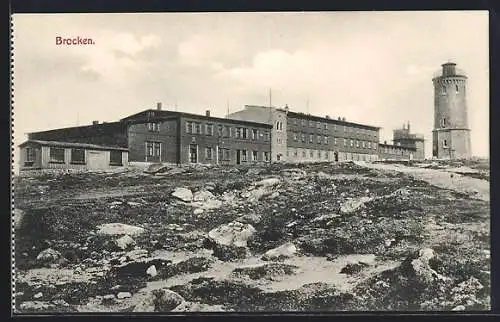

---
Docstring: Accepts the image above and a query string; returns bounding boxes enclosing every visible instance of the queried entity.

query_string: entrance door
[334,151,339,162]
[236,150,241,165]
[189,144,198,163]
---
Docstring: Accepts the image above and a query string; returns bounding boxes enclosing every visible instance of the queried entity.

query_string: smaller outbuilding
[18,140,128,171]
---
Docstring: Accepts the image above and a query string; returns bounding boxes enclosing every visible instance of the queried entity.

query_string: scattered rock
[255,178,281,188]
[97,223,145,236]
[102,294,116,304]
[311,213,341,223]
[232,263,299,281]
[33,292,43,299]
[125,249,149,261]
[133,288,185,312]
[407,248,448,283]
[281,168,307,179]
[452,305,466,311]
[117,292,132,299]
[316,171,335,180]
[172,187,193,202]
[146,265,158,277]
[193,190,214,202]
[340,196,373,214]
[262,242,297,261]
[237,213,262,225]
[144,163,172,174]
[208,221,256,248]
[36,248,64,265]
[193,208,204,215]
[19,300,75,312]
[115,235,136,250]
[340,262,369,275]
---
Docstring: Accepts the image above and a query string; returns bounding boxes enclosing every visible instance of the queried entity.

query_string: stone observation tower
[432,62,471,159]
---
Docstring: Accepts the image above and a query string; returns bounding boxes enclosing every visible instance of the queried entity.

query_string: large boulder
[36,248,65,265]
[262,242,297,261]
[133,289,185,312]
[115,235,136,250]
[172,187,193,202]
[96,223,145,237]
[193,190,215,202]
[255,178,281,188]
[208,221,256,248]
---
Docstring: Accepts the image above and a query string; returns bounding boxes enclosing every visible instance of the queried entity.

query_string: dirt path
[354,161,489,202]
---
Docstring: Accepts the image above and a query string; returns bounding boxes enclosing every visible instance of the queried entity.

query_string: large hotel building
[18,102,425,171]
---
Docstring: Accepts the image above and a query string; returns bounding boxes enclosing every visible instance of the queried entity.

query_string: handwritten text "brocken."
[56,36,95,45]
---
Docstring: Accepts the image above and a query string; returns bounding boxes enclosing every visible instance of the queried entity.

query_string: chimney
[206,110,211,117]
[325,115,330,119]
[338,117,341,121]
[92,120,99,125]
[156,102,162,110]
[384,140,387,144]
[407,121,411,132]
[342,117,346,121]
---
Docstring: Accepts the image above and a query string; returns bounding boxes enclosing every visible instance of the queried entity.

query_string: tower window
[443,140,448,148]
[455,84,459,93]
[441,85,446,94]
[441,118,446,127]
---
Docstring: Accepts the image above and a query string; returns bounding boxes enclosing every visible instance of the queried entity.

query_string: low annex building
[18,140,128,171]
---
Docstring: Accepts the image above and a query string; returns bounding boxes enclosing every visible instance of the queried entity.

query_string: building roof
[27,121,125,136]
[121,109,273,128]
[286,111,381,130]
[379,142,417,151]
[18,140,129,151]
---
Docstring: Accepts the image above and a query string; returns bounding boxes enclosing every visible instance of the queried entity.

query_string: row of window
[290,119,378,137]
[440,84,462,94]
[381,146,410,155]
[185,121,270,140]
[193,146,270,162]
[28,147,123,165]
[292,133,378,149]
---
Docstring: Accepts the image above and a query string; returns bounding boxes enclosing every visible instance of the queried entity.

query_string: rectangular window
[264,151,270,162]
[316,121,321,129]
[49,147,65,163]
[252,150,258,161]
[252,129,258,140]
[293,118,297,125]
[324,123,328,130]
[324,136,328,144]
[302,151,306,157]
[301,133,306,142]
[373,143,377,150]
[334,137,338,145]
[344,126,346,132]
[235,127,242,138]
[309,134,313,143]
[324,151,329,159]
[154,142,161,157]
[241,150,247,161]
[148,122,160,132]
[318,150,321,158]
[317,135,321,144]
[206,147,213,159]
[219,148,230,161]
[110,150,123,165]
[186,121,192,134]
[333,124,337,131]
[294,149,298,157]
[356,140,359,148]
[26,147,34,162]
[350,139,354,147]
[367,142,371,148]
[146,142,154,156]
[263,130,270,141]
[70,148,85,164]
[293,132,298,141]
[344,138,347,146]
[310,150,314,158]
[301,119,305,126]
[309,120,314,127]
[218,125,223,136]
[205,124,214,136]
[194,122,201,134]
[362,141,366,148]
[242,128,248,139]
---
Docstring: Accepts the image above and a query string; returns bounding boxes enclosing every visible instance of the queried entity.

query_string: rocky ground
[12,159,490,312]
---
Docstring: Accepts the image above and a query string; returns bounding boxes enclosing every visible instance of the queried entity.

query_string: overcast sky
[12,11,489,169]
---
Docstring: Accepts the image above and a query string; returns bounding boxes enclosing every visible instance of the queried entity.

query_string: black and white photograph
[11,11,490,313]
